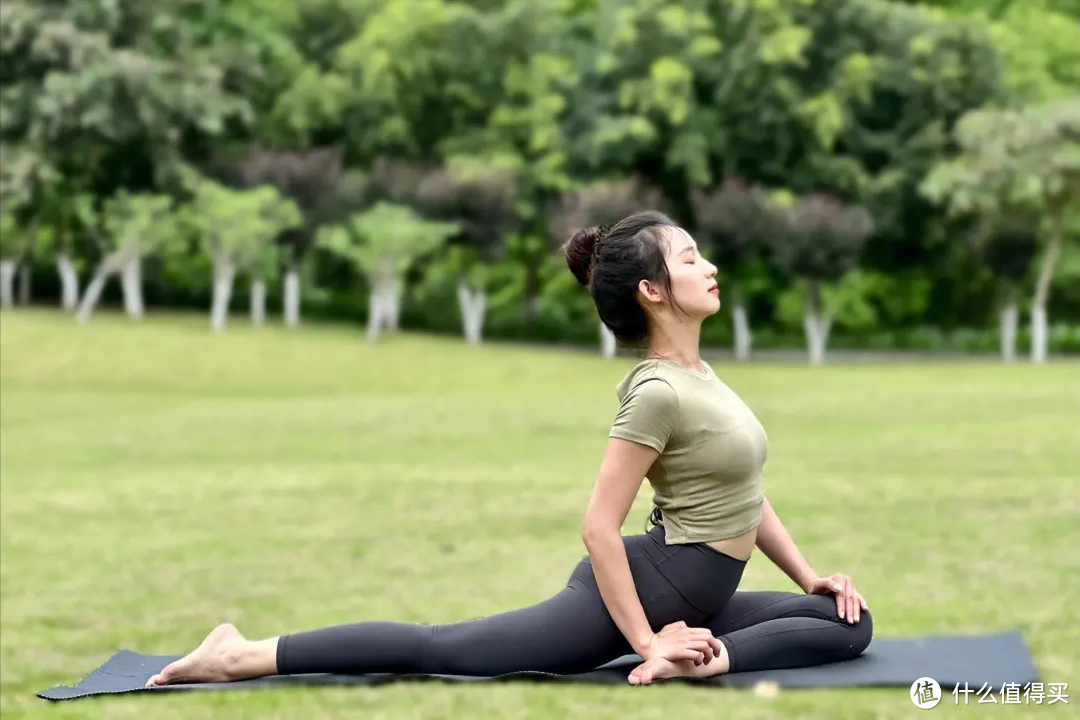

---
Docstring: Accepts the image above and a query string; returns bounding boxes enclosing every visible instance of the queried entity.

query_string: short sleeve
[608,378,680,453]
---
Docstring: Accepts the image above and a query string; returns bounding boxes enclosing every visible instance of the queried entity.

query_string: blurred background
[0,0,1077,359]
[1,1,1078,719]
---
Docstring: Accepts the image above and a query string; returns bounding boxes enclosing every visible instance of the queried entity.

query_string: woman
[146,211,871,688]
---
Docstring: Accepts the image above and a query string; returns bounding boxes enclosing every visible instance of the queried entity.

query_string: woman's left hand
[805,573,867,624]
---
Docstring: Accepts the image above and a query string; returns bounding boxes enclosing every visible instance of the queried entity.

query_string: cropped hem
[662,515,763,545]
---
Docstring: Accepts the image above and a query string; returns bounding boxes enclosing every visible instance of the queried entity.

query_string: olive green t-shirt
[609,359,767,544]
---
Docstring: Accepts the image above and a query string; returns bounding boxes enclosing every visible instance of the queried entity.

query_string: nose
[706,261,718,278]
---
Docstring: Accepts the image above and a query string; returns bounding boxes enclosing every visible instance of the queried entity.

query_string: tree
[180,172,301,331]
[414,162,522,346]
[922,98,1080,363]
[770,192,875,365]
[317,202,457,341]
[975,219,1041,361]
[0,144,38,307]
[692,178,775,361]
[215,146,344,327]
[75,192,177,323]
[0,0,251,195]
[551,176,667,358]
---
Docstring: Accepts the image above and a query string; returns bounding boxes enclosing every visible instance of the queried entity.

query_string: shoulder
[616,361,679,407]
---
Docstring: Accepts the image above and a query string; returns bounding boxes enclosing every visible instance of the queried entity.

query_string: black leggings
[276,525,873,676]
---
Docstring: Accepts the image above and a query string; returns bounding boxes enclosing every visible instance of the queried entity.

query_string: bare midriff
[704,525,758,562]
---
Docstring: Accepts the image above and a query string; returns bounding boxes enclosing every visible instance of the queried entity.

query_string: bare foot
[628,652,728,686]
[145,623,249,688]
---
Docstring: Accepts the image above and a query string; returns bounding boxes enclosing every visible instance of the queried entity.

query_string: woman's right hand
[639,621,724,665]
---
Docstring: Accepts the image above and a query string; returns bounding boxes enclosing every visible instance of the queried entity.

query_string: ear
[637,278,665,305]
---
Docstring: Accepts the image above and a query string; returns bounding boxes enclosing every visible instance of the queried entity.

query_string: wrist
[632,631,656,657]
[796,570,817,593]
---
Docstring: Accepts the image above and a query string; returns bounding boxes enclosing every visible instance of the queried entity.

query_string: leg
[703,591,874,673]
[628,591,873,685]
[276,582,629,677]
[149,576,629,685]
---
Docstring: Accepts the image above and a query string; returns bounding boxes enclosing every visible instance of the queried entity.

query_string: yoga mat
[38,631,1038,701]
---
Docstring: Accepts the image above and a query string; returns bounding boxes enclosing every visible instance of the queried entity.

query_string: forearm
[583,529,653,655]
[755,497,817,592]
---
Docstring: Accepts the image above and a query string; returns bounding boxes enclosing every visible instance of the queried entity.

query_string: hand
[639,620,724,666]
[805,573,868,624]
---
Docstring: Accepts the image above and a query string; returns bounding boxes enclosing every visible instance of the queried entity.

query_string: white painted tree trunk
[999,301,1018,362]
[210,257,236,332]
[385,276,401,332]
[1030,222,1062,364]
[1030,306,1048,365]
[18,265,31,305]
[76,253,124,324]
[121,255,144,319]
[250,278,266,326]
[457,280,487,346]
[0,261,15,308]
[804,280,832,366]
[365,275,401,341]
[283,267,300,327]
[599,321,617,359]
[732,302,752,361]
[57,255,80,310]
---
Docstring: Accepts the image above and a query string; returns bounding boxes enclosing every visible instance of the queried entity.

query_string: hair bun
[564,226,604,287]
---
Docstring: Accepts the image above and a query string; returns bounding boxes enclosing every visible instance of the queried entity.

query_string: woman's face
[640,226,720,321]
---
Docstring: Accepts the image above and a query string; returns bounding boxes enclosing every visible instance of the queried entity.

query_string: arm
[755,496,869,622]
[753,496,817,592]
[581,437,658,656]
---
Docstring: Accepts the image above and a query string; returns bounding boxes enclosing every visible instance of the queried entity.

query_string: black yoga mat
[38,631,1038,701]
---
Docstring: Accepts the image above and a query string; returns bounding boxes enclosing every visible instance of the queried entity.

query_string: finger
[846,578,856,624]
[707,635,724,657]
[676,649,705,665]
[835,587,844,618]
[851,587,860,623]
[859,593,869,610]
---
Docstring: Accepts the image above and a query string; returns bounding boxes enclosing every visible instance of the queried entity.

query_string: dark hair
[563,210,682,347]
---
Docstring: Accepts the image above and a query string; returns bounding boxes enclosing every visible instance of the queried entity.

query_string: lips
[708,285,719,294]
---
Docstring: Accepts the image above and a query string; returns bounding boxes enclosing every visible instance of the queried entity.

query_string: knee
[848,608,873,657]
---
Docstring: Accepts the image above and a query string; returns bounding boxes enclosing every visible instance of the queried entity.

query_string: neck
[646,319,703,371]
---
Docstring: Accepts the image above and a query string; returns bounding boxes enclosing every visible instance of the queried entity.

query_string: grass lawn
[1,308,1077,719]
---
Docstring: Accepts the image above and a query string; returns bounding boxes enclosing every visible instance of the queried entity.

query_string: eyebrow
[677,244,698,257]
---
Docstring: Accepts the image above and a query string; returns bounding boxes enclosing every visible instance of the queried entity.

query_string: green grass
[2,308,1077,719]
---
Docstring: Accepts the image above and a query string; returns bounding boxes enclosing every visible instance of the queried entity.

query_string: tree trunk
[17,265,31,305]
[283,265,301,327]
[457,280,487,346]
[999,290,1018,362]
[732,304,752,361]
[76,253,124,324]
[387,277,402,332]
[210,257,236,332]
[599,321,617,359]
[121,255,144,319]
[57,255,80,311]
[366,276,387,342]
[730,283,752,361]
[1030,221,1062,364]
[250,278,266,326]
[803,280,832,366]
[0,261,15,308]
